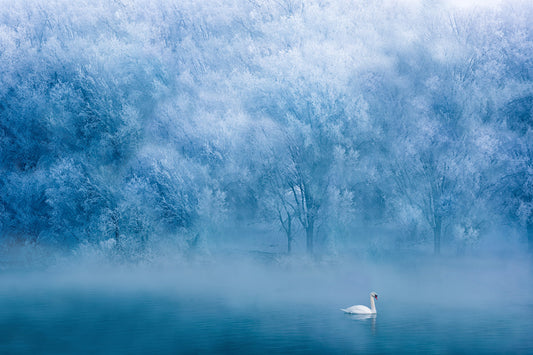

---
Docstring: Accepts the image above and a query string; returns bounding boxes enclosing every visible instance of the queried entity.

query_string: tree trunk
[434,218,441,255]
[111,210,121,251]
[306,220,314,254]
[281,212,293,254]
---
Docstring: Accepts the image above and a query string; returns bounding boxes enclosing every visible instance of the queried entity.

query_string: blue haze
[0,1,533,353]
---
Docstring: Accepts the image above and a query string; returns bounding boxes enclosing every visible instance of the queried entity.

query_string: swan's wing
[341,305,372,314]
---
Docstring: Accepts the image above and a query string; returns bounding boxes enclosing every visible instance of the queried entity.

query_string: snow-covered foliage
[0,0,532,255]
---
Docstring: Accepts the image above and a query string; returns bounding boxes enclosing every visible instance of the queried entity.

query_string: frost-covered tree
[1,0,532,257]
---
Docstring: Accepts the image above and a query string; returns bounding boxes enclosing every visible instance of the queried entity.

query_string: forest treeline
[0,0,532,255]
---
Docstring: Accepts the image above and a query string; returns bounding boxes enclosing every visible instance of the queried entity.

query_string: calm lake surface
[1,259,532,354]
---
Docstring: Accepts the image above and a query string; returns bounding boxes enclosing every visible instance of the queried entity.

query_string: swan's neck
[370,296,376,313]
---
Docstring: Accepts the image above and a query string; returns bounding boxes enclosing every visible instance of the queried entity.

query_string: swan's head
[370,292,378,300]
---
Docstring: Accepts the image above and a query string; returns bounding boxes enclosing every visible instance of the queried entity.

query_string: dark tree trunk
[280,211,293,254]
[114,221,119,243]
[111,210,120,250]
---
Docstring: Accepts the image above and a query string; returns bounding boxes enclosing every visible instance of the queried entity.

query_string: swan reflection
[347,313,377,333]
[349,313,376,321]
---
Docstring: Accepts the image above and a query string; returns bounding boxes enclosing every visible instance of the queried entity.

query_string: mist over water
[1,250,532,353]
[1,0,533,353]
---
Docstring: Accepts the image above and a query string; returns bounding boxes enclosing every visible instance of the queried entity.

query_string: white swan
[341,292,378,314]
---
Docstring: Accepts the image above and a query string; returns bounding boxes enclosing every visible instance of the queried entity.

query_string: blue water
[1,287,532,354]
[0,257,532,354]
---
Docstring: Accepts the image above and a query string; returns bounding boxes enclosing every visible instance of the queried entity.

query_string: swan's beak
[375,295,378,300]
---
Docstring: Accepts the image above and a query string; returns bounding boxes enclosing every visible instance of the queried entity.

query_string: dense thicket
[1,0,532,255]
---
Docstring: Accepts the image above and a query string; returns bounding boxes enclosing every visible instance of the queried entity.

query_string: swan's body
[341,304,374,314]
[341,292,378,314]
